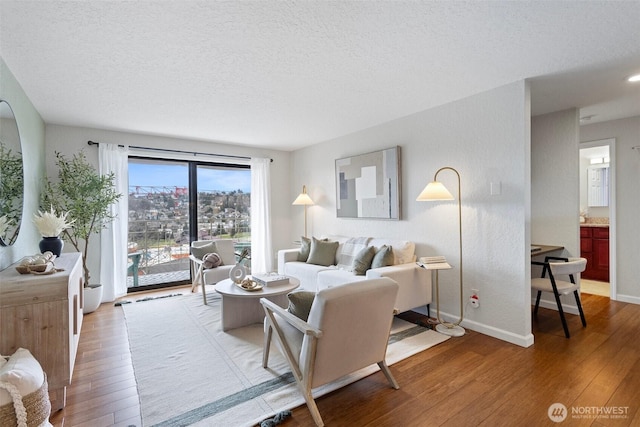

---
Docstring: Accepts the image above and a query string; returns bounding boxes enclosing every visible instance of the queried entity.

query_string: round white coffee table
[214,277,300,331]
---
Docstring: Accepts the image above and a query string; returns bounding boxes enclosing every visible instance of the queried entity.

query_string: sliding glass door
[196,164,251,240]
[127,159,191,289]
[127,158,251,291]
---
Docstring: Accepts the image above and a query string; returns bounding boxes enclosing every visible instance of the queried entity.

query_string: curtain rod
[87,141,273,162]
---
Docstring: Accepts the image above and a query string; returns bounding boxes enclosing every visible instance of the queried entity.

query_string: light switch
[490,181,501,196]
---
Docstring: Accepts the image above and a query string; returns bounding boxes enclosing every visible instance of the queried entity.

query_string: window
[127,158,250,291]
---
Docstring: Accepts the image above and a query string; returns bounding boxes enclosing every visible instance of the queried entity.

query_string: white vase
[229,264,246,284]
[83,284,103,314]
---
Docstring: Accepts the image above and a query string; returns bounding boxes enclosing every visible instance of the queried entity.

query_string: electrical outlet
[469,294,480,308]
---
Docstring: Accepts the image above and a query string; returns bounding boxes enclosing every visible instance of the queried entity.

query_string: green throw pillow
[371,245,394,269]
[287,290,316,321]
[191,242,217,260]
[352,246,376,275]
[306,237,339,267]
[297,236,311,262]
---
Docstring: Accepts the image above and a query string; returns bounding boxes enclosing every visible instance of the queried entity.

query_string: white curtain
[250,158,273,274]
[99,143,129,302]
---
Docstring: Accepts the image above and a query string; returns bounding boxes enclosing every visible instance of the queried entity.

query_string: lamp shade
[292,185,314,205]
[416,181,454,201]
[292,193,313,205]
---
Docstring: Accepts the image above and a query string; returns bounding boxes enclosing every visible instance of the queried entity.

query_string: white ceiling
[1,1,639,151]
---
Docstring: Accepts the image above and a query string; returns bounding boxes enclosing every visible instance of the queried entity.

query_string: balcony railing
[127,218,250,289]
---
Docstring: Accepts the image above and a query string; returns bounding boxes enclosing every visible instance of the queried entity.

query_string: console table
[0,252,84,410]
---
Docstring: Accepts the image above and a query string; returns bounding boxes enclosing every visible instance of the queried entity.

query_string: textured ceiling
[1,1,639,151]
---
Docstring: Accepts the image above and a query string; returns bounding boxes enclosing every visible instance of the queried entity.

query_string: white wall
[580,116,640,304]
[530,108,581,312]
[290,81,534,346]
[531,109,580,251]
[45,124,292,284]
[0,57,46,270]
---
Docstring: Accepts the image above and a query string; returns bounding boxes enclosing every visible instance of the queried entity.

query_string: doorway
[578,138,616,299]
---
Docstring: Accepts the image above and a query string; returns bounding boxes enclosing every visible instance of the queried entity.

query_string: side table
[418,260,465,337]
[214,277,300,331]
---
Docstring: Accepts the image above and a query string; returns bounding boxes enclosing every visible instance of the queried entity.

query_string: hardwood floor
[50,286,640,426]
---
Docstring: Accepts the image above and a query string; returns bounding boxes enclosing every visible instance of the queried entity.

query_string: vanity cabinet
[580,226,609,281]
[0,252,84,410]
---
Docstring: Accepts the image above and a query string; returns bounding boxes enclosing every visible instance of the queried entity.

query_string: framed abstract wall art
[335,146,401,220]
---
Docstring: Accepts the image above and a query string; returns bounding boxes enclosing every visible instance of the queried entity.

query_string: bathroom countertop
[580,217,609,227]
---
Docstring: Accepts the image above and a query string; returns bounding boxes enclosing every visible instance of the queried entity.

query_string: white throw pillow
[369,239,415,264]
[0,348,45,406]
[392,241,415,264]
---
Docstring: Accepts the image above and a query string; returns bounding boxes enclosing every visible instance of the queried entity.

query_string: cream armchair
[189,239,237,304]
[260,278,400,427]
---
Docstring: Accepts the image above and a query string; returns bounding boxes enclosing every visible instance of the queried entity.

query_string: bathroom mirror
[0,99,24,246]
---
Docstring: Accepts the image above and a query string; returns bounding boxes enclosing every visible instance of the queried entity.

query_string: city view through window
[127,158,251,290]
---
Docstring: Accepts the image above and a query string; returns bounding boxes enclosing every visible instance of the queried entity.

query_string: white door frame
[579,138,616,300]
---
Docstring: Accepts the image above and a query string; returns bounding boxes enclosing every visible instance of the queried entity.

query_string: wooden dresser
[0,252,84,410]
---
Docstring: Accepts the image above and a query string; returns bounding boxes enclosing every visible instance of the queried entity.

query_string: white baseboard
[408,294,639,349]
[531,294,640,312]
[533,298,580,315]
[410,306,534,348]
[615,294,640,305]
[460,318,535,348]
[533,293,640,306]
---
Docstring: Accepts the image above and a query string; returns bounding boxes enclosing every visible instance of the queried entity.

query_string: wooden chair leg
[201,279,207,305]
[574,290,587,327]
[191,264,202,293]
[300,385,324,427]
[263,325,272,368]
[377,361,399,389]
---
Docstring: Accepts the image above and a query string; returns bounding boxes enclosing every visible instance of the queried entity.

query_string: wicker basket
[0,375,51,427]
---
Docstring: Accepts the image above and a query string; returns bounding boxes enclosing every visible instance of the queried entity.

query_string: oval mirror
[0,100,24,246]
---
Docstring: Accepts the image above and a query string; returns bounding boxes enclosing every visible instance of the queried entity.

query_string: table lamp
[417,166,465,337]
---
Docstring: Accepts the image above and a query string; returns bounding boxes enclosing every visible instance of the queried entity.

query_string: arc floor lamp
[292,185,314,238]
[417,166,465,337]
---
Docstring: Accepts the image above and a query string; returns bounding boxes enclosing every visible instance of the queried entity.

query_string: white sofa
[277,235,431,313]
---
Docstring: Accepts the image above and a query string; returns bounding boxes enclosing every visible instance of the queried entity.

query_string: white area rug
[123,293,449,427]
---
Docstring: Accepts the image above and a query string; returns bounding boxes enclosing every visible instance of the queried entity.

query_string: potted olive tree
[43,151,122,313]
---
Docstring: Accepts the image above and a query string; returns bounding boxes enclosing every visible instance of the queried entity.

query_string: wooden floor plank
[49,287,640,427]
